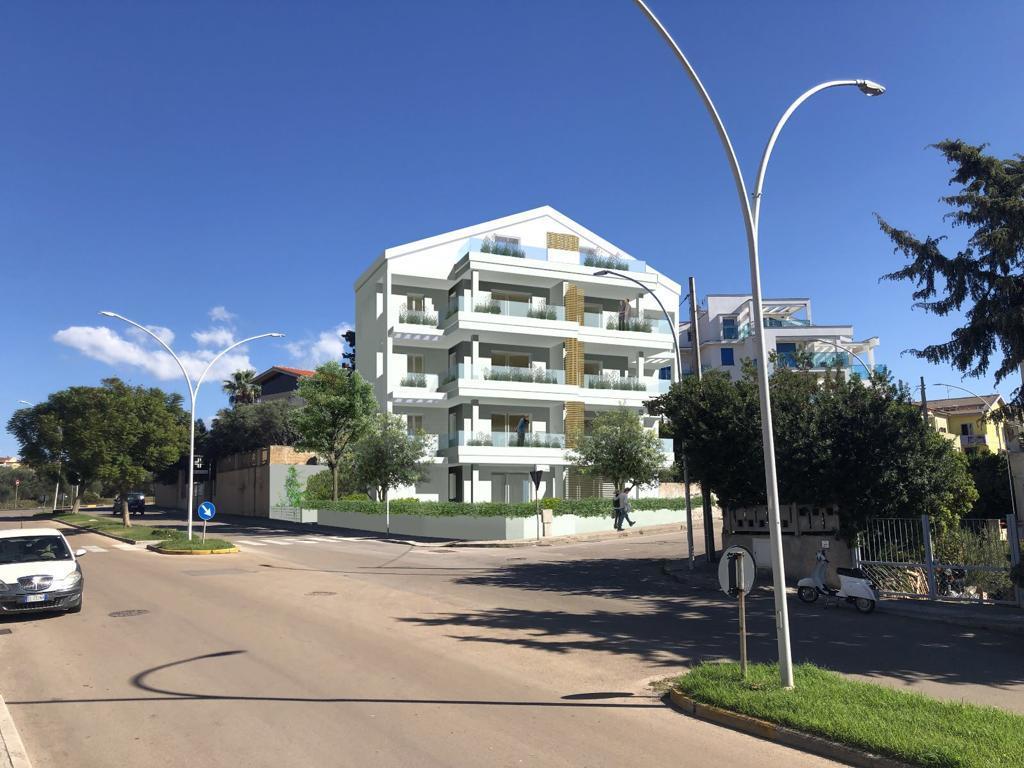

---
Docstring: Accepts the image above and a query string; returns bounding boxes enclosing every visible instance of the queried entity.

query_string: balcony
[398,373,440,390]
[443,431,567,449]
[398,305,439,327]
[583,310,673,335]
[460,237,648,273]
[442,364,566,387]
[448,292,566,322]
[961,434,987,448]
[583,373,670,395]
[764,316,811,328]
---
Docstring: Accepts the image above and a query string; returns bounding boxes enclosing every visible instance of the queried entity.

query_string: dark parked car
[112,492,146,516]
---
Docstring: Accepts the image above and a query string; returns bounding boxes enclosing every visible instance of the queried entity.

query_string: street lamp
[932,382,1018,520]
[593,269,696,565]
[633,0,885,688]
[99,312,283,540]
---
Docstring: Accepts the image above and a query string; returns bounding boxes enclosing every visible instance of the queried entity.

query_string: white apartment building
[354,206,678,503]
[680,294,880,379]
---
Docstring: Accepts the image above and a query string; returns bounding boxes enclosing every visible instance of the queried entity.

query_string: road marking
[260,539,292,545]
[113,543,140,551]
[240,540,267,546]
[83,545,107,553]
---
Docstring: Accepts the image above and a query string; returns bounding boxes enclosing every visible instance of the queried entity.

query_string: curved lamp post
[633,0,885,688]
[99,311,283,540]
[932,381,1017,520]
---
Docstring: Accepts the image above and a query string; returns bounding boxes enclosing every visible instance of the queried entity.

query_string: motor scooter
[797,549,879,614]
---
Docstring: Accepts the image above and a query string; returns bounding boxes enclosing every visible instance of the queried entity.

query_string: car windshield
[0,536,72,565]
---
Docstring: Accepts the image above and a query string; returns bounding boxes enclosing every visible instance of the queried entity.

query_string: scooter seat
[837,567,868,579]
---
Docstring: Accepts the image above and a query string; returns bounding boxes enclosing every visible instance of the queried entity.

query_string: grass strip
[674,662,1023,768]
[54,513,234,549]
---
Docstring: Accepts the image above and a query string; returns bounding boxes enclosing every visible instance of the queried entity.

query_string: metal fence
[855,514,1021,605]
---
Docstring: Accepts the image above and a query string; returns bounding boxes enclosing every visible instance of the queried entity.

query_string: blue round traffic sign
[197,501,216,521]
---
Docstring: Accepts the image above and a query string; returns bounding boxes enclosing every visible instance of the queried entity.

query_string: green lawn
[152,535,235,551]
[53,513,232,549]
[673,662,1023,768]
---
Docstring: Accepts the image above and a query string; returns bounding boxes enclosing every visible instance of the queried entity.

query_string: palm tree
[223,369,261,407]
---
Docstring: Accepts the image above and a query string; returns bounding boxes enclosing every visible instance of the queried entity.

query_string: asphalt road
[2,510,1022,767]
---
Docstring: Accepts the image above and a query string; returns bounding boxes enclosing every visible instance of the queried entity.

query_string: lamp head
[268,333,285,338]
[856,80,886,96]
[593,270,610,277]
[99,311,117,318]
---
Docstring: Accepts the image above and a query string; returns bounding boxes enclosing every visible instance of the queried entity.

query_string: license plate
[20,594,47,604]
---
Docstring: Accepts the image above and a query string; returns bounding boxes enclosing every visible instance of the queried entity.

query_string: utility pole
[920,376,929,424]
[689,277,716,563]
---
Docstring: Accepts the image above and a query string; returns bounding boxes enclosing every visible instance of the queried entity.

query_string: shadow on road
[396,556,1024,692]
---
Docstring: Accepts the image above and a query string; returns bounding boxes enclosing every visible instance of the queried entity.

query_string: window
[721,348,735,366]
[406,294,425,312]
[583,360,603,376]
[686,330,693,342]
[407,415,423,435]
[659,366,672,380]
[722,317,738,340]
[492,351,530,369]
[495,235,520,248]
[407,354,425,374]
[960,423,973,436]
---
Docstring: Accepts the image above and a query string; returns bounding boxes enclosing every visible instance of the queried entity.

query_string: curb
[449,522,688,548]
[0,693,32,768]
[668,690,913,768]
[51,518,139,545]
[146,545,238,555]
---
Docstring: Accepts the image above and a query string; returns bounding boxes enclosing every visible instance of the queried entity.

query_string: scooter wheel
[854,598,876,614]
[797,586,819,603]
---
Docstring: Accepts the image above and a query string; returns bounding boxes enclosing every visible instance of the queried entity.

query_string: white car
[0,528,86,614]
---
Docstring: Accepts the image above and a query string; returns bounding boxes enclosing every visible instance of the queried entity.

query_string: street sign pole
[202,519,207,544]
[529,470,544,540]
[737,553,748,680]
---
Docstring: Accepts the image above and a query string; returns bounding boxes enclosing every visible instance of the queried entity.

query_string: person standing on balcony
[516,416,530,447]
[618,299,633,331]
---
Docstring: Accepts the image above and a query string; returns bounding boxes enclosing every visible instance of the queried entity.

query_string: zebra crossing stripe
[241,540,267,546]
[83,545,107,553]
[113,543,138,551]
[261,539,291,545]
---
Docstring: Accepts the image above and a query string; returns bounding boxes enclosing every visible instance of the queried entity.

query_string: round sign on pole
[197,501,216,521]
[718,545,756,596]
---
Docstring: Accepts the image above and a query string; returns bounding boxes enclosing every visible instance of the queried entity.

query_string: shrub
[313,496,699,518]
[526,303,558,320]
[399,306,438,326]
[474,299,502,314]
[479,236,525,258]
[400,373,428,387]
[484,366,561,384]
[585,374,647,391]
[605,317,653,333]
[583,252,629,270]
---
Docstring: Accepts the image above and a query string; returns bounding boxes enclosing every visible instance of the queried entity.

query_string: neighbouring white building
[680,294,880,380]
[354,206,678,503]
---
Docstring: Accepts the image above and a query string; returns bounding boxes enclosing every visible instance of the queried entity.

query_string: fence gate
[855,514,1020,606]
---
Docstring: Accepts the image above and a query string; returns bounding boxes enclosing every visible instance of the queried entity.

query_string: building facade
[253,366,313,404]
[921,395,1009,453]
[680,294,880,380]
[354,206,677,503]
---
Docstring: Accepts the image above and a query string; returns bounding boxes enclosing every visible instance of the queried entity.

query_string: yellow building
[922,394,1007,453]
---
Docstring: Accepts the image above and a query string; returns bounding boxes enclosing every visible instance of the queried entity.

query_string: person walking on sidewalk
[614,485,636,531]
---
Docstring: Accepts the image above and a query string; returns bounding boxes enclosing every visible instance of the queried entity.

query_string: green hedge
[310,495,702,518]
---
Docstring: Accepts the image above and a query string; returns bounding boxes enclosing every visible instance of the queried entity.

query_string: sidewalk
[663,559,1024,637]
[450,521,688,548]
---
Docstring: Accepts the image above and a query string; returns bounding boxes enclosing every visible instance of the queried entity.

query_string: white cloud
[285,323,353,367]
[126,325,175,347]
[54,326,252,384]
[192,327,236,348]
[209,306,236,323]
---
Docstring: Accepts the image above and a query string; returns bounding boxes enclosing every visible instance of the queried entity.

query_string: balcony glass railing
[398,373,439,389]
[441,364,566,386]
[583,373,647,392]
[441,431,567,449]
[764,316,811,328]
[459,237,648,273]
[446,293,566,322]
[398,306,439,327]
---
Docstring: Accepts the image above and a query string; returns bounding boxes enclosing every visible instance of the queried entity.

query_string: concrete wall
[724,531,854,582]
[312,505,684,541]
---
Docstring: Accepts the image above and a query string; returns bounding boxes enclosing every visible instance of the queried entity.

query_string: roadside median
[665,662,1023,768]
[51,513,236,554]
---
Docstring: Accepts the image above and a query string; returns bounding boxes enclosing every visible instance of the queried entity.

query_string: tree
[7,379,188,525]
[204,400,299,460]
[567,408,666,498]
[651,364,977,540]
[222,369,261,407]
[966,451,1013,519]
[0,466,48,506]
[351,413,430,503]
[291,362,377,501]
[877,140,1024,410]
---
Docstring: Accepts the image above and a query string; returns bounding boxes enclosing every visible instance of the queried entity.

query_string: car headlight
[53,571,82,590]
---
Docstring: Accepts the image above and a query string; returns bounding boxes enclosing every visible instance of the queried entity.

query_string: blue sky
[2,1,1022,456]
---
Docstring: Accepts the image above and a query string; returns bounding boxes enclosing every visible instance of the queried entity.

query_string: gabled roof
[355,205,654,292]
[253,366,314,384]
[918,394,1003,414]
